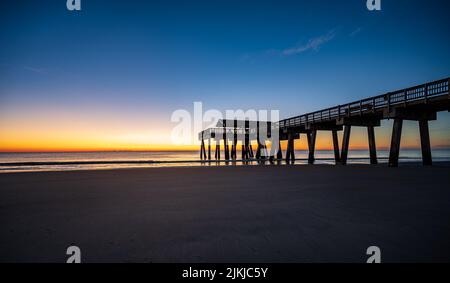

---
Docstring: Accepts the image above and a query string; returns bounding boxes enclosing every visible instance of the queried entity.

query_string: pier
[199,78,449,167]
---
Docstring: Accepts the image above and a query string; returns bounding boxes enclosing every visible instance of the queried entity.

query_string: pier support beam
[341,125,351,165]
[306,124,342,164]
[387,107,436,167]
[222,125,230,161]
[231,127,238,160]
[389,118,403,167]
[419,120,432,166]
[231,143,236,160]
[208,139,211,160]
[367,126,378,165]
[202,141,207,160]
[307,130,317,164]
[285,133,295,164]
[337,117,380,165]
[276,141,283,160]
[200,139,207,160]
[224,141,230,161]
[256,143,261,159]
[256,141,267,161]
[216,142,221,160]
[332,130,340,163]
[243,134,250,160]
[255,121,267,161]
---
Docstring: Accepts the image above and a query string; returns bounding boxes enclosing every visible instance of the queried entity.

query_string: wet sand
[1,164,450,262]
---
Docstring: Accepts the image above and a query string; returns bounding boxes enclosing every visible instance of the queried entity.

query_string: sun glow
[1,108,449,153]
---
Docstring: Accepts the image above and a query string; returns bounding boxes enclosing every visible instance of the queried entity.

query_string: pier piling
[389,118,403,167]
[332,129,340,163]
[367,126,378,165]
[285,133,295,164]
[307,130,317,164]
[419,119,432,166]
[341,125,351,165]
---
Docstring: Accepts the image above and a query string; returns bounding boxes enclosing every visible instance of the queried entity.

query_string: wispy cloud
[282,29,337,56]
[23,66,48,75]
[240,28,339,62]
[349,27,363,37]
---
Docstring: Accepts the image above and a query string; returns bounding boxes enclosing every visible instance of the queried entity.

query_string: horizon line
[2,146,450,154]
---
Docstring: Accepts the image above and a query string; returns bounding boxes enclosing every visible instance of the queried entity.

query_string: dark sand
[1,164,450,263]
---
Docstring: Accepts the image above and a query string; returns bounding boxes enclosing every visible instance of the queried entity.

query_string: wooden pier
[199,78,449,167]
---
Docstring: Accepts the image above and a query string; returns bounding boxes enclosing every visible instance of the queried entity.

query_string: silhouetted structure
[199,78,449,167]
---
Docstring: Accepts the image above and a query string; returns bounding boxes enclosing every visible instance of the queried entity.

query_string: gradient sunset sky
[1,0,449,152]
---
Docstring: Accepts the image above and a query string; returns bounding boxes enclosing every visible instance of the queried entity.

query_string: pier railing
[277,78,449,129]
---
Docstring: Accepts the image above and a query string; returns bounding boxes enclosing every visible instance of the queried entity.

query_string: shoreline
[2,158,450,174]
[0,156,403,166]
[2,159,450,175]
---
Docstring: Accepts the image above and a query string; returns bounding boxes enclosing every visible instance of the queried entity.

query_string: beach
[1,164,450,263]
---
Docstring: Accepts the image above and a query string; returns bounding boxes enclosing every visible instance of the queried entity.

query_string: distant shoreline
[0,156,383,167]
[4,156,450,167]
[1,147,450,154]
[2,149,450,173]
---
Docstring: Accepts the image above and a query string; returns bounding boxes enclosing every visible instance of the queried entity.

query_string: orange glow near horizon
[0,140,448,152]
[1,110,449,153]
[1,130,448,153]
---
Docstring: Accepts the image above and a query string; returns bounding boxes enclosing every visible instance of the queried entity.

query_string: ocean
[1,149,450,173]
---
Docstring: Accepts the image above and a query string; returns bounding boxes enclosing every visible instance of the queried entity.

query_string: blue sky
[0,0,449,150]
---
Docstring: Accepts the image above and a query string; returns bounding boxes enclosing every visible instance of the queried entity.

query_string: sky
[0,0,449,152]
